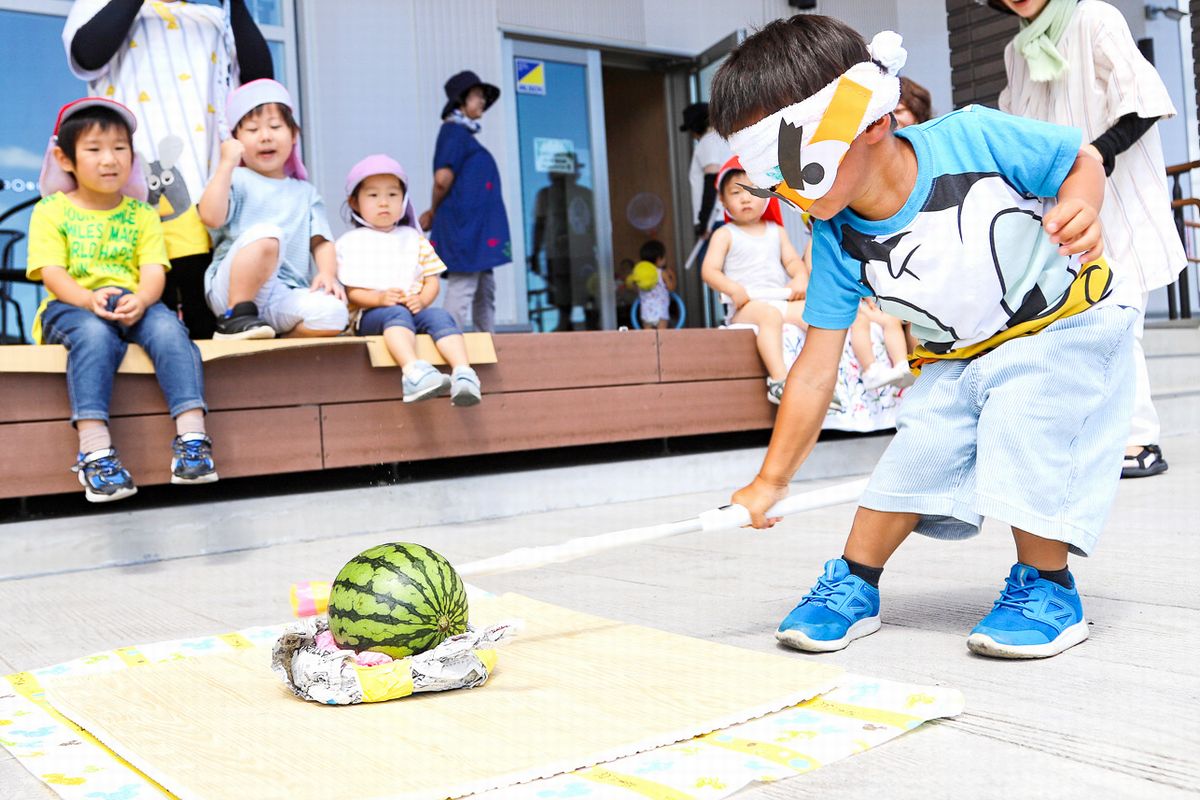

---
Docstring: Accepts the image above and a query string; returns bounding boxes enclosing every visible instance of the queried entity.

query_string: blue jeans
[41,290,207,425]
[357,305,461,339]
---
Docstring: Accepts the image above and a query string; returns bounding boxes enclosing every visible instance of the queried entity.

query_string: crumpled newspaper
[271,615,520,705]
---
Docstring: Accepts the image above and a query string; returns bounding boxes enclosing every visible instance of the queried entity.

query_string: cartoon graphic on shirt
[838,171,1090,353]
[141,136,191,222]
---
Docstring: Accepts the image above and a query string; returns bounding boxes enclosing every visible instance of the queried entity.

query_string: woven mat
[2,595,964,800]
[0,332,496,374]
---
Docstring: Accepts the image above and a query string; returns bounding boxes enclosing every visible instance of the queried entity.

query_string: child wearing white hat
[337,154,481,406]
[199,79,349,340]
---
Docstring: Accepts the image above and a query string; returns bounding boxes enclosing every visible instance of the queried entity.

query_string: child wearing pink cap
[337,155,482,406]
[27,98,217,502]
[199,79,348,339]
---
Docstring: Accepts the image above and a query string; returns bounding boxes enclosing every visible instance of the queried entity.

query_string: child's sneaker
[776,558,881,652]
[860,362,888,389]
[451,366,482,407]
[403,360,450,403]
[766,377,785,405]
[171,434,219,485]
[72,448,137,503]
[214,301,275,340]
[967,564,1088,659]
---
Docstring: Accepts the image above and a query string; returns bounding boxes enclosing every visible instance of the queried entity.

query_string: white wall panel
[302,0,523,324]
[498,0,645,43]
[817,0,899,37]
[896,0,953,116]
[641,0,780,53]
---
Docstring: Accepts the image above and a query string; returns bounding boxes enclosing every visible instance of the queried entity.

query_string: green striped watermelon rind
[327,542,469,659]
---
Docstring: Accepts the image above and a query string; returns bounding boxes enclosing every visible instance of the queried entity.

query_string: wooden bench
[0,330,776,499]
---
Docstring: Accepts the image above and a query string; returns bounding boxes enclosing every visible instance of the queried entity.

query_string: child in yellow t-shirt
[27,98,218,502]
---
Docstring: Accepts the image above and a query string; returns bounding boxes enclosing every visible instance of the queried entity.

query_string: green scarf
[1015,0,1077,82]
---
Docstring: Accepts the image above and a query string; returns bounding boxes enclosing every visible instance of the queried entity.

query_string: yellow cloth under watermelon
[627,260,659,291]
[352,649,499,702]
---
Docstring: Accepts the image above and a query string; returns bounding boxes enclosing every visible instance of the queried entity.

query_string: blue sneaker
[967,564,1089,659]
[171,434,219,485]
[72,448,137,503]
[776,558,881,652]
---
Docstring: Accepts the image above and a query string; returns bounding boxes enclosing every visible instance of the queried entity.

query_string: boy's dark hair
[639,240,666,263]
[56,106,133,162]
[718,167,747,195]
[234,102,301,136]
[710,15,869,138]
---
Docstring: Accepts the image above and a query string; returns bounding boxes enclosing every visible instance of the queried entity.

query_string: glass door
[506,40,614,332]
[665,31,744,329]
[0,3,84,343]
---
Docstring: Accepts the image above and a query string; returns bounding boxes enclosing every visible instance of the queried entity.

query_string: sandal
[1121,444,1168,479]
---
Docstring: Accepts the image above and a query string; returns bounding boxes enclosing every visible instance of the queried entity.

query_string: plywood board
[44,593,842,800]
[0,334,496,375]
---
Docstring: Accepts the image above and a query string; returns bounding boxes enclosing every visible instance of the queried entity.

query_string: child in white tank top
[701,159,810,405]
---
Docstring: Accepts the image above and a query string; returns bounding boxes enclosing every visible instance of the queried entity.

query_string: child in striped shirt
[337,155,482,406]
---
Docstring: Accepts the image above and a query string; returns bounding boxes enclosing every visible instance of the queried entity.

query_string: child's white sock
[452,365,474,376]
[175,409,207,438]
[402,362,424,378]
[78,425,112,455]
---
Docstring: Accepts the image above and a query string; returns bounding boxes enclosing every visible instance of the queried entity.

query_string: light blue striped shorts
[860,305,1137,556]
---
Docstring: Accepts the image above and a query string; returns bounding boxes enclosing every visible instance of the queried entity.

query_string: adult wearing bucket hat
[419,71,511,333]
[62,0,274,340]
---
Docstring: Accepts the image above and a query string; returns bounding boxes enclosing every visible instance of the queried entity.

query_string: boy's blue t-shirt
[804,105,1086,352]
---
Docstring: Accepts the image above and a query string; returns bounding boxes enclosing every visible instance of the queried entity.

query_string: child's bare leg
[850,311,876,370]
[382,326,419,368]
[783,300,808,331]
[227,238,278,306]
[1011,527,1069,571]
[843,507,919,567]
[881,316,909,369]
[434,333,470,370]
[655,319,668,330]
[732,301,787,381]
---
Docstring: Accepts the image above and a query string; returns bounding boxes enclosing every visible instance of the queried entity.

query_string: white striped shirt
[999,0,1186,298]
[62,0,235,256]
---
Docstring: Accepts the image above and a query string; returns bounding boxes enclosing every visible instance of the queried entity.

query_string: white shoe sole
[966,619,1089,659]
[452,389,481,407]
[172,472,220,485]
[213,326,275,341]
[776,615,881,653]
[403,384,444,403]
[83,485,138,503]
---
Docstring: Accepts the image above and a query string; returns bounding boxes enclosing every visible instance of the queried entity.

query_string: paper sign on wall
[534,138,576,173]
[516,58,546,95]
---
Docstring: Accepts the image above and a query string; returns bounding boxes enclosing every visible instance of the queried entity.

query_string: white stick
[457,477,868,579]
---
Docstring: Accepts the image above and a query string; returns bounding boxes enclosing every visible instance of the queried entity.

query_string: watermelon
[327,543,469,658]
